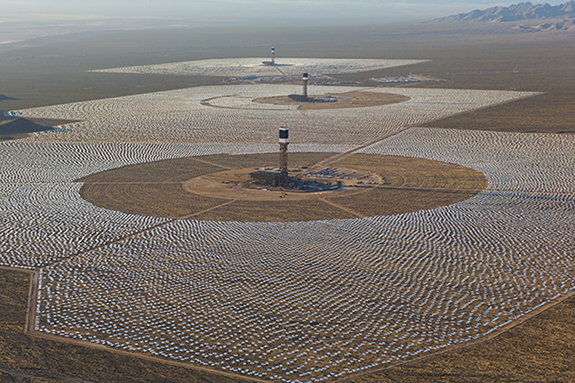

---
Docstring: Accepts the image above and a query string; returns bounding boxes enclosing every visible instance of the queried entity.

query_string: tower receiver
[302,72,309,101]
[279,127,289,184]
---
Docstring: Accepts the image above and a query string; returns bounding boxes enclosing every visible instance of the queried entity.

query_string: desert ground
[1,22,575,382]
[79,153,486,221]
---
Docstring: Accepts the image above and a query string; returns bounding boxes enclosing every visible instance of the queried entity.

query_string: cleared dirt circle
[253,91,410,110]
[78,153,488,222]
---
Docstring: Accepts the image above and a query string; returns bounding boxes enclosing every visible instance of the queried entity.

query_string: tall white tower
[271,47,275,65]
[302,72,309,101]
[279,127,289,183]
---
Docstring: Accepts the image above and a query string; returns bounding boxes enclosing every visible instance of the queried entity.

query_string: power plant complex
[249,127,341,192]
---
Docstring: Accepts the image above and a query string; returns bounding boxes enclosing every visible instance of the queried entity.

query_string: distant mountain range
[514,17,575,30]
[433,1,575,23]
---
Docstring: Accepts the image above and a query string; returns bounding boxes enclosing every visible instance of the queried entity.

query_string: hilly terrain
[515,17,575,30]
[432,1,575,23]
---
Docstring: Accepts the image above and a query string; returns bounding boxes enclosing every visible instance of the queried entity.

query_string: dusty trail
[319,198,367,218]
[306,126,415,173]
[26,329,266,383]
[45,198,238,270]
[188,157,232,170]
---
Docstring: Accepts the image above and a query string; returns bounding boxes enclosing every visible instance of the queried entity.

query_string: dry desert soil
[78,153,487,222]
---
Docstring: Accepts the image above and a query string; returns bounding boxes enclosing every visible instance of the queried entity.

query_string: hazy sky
[1,0,570,25]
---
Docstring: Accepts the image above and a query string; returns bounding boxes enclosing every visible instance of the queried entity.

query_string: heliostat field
[89,58,429,77]
[1,59,574,382]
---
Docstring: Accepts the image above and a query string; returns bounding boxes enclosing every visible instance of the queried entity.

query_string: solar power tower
[302,72,309,100]
[271,47,275,65]
[279,127,289,184]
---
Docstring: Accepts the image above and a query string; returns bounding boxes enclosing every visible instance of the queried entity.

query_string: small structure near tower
[279,127,289,184]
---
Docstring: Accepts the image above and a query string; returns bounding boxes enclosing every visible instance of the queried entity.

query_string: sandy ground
[252,91,410,110]
[183,167,380,201]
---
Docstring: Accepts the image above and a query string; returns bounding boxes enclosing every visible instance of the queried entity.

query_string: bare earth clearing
[79,153,487,222]
[252,91,410,110]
